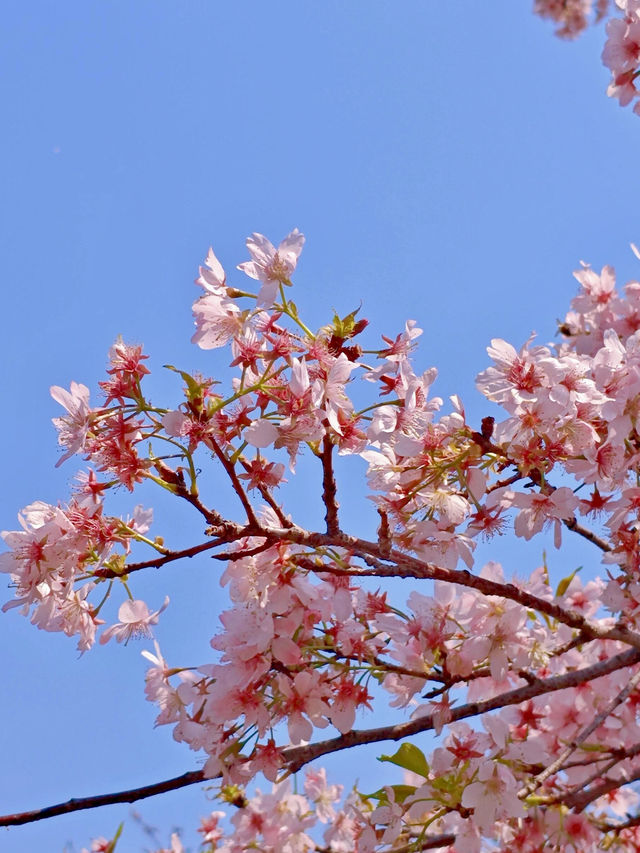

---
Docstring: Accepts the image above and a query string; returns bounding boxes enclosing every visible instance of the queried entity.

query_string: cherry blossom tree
[534,0,640,115]
[4,6,640,853]
[5,225,640,852]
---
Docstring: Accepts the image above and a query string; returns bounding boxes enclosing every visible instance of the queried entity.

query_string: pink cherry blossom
[192,290,243,349]
[460,762,523,831]
[196,246,226,293]
[237,229,305,308]
[50,381,94,466]
[510,487,579,547]
[100,597,169,645]
[534,0,599,38]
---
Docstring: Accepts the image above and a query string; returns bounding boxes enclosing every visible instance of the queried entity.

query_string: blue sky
[1,2,639,850]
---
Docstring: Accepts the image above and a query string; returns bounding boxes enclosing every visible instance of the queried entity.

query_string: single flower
[237,229,305,308]
[100,596,169,645]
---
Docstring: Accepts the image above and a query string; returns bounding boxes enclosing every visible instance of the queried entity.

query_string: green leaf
[164,364,207,402]
[331,305,362,339]
[555,566,582,598]
[387,783,417,803]
[105,822,124,853]
[573,740,607,753]
[365,784,417,804]
[378,742,430,779]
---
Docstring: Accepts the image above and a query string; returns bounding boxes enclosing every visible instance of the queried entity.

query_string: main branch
[3,647,638,828]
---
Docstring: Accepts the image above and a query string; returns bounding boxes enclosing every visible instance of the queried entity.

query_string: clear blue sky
[1,2,638,850]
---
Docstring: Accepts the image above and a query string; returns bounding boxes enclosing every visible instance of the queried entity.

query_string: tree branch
[94,538,225,579]
[369,836,456,853]
[521,666,640,797]
[287,538,640,653]
[95,510,640,654]
[3,648,638,829]
[319,432,341,535]
[283,647,640,772]
[209,437,260,528]
[563,515,612,553]
[565,765,640,812]
[0,770,205,828]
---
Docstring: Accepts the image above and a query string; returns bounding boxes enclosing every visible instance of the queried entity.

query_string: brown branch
[573,740,640,797]
[555,742,640,811]
[210,539,275,561]
[3,648,638,829]
[209,437,260,528]
[320,432,341,535]
[314,645,493,686]
[563,516,611,553]
[0,770,205,828]
[403,837,457,852]
[178,490,226,527]
[470,440,611,554]
[359,837,456,853]
[374,546,640,651]
[93,538,224,579]
[93,510,640,653]
[561,753,625,803]
[486,471,524,493]
[286,537,640,653]
[150,470,226,528]
[106,513,640,653]
[522,665,640,797]
[389,836,457,852]
[565,765,640,812]
[283,646,640,772]
[548,634,594,659]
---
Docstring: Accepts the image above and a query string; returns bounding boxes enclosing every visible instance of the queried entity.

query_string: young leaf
[105,822,124,853]
[378,742,430,779]
[555,566,582,598]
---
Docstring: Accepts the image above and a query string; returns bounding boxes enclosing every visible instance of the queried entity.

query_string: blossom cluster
[534,0,610,39]
[0,493,157,651]
[534,0,640,116]
[8,231,640,850]
[602,0,640,112]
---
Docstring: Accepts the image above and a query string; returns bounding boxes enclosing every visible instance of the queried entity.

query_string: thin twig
[238,454,292,528]
[565,765,640,812]
[352,837,456,853]
[320,432,340,535]
[180,490,226,526]
[287,539,640,653]
[93,538,224,579]
[209,437,260,528]
[521,666,640,797]
[0,770,205,828]
[390,836,457,852]
[210,539,275,561]
[554,741,640,810]
[315,645,493,686]
[563,516,612,553]
[160,520,640,652]
[486,471,523,493]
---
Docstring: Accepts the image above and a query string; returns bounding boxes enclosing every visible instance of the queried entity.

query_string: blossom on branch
[237,229,305,308]
[10,233,640,851]
[100,597,169,645]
